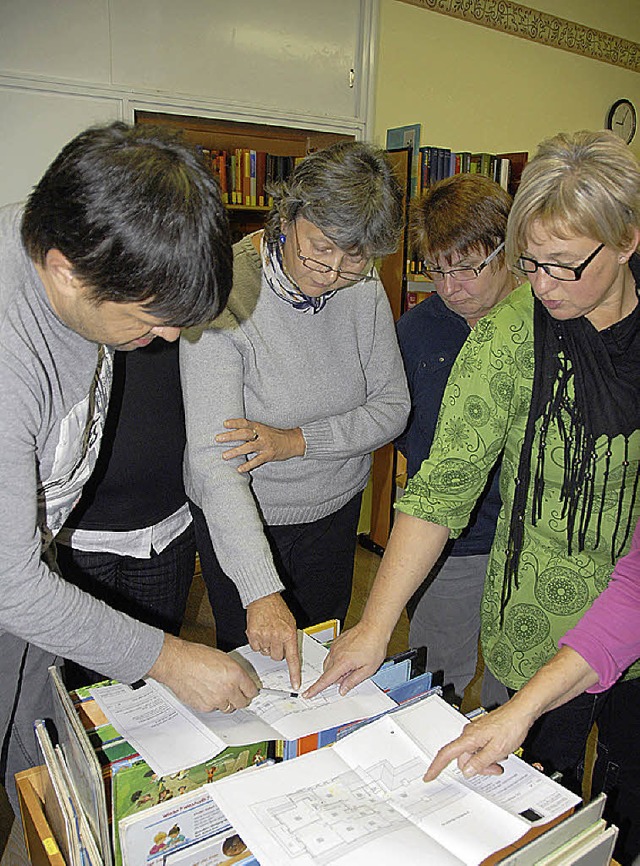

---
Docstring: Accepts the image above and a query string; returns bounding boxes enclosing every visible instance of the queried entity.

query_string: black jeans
[519,678,640,865]
[192,493,362,652]
[57,524,196,687]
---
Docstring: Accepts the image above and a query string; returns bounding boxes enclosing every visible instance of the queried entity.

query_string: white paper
[207,694,580,866]
[196,634,394,743]
[90,634,393,775]
[90,681,228,776]
[194,678,392,746]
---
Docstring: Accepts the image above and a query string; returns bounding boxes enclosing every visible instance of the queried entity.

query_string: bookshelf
[135,111,354,241]
[364,147,411,552]
[365,131,529,551]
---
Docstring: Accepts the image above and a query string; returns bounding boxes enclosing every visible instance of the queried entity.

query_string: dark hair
[21,121,232,327]
[263,141,403,257]
[410,173,512,267]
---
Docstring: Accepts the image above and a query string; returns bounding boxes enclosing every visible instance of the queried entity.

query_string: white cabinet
[0,0,376,204]
[110,0,364,120]
[0,0,111,84]
[0,85,121,206]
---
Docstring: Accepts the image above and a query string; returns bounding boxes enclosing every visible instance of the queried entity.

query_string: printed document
[90,633,393,776]
[206,694,580,866]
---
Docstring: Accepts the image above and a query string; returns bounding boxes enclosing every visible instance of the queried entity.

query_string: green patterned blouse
[397,283,640,690]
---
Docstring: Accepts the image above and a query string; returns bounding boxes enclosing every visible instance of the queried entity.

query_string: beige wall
[374,0,640,159]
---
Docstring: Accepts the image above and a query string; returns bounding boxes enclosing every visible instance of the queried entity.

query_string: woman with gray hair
[308,130,640,864]
[180,141,409,690]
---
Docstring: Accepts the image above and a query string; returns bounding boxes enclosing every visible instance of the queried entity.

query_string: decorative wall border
[395,0,640,73]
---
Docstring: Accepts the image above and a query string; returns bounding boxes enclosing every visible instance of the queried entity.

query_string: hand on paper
[424,644,601,781]
[216,417,306,473]
[148,634,258,713]
[303,621,387,698]
[424,703,536,781]
[246,593,302,690]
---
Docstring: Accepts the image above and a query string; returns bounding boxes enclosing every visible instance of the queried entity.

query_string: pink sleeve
[559,519,640,693]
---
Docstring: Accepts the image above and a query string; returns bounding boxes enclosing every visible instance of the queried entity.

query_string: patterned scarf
[502,254,640,619]
[261,235,336,314]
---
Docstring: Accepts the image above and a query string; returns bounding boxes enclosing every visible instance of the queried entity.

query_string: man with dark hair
[0,122,257,814]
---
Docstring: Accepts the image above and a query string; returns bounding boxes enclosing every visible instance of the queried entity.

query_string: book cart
[16,636,622,866]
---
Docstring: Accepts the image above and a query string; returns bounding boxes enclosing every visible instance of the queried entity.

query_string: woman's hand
[303,621,388,698]
[246,593,302,690]
[424,701,538,782]
[424,645,600,782]
[216,418,306,473]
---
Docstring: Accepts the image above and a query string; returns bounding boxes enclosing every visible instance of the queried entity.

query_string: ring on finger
[223,701,233,712]
[250,428,259,442]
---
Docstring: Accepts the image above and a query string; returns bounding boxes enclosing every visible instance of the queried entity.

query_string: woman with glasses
[307,130,639,863]
[395,173,517,709]
[180,141,409,689]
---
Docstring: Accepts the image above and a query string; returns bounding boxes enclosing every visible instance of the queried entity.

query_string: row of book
[385,122,528,199]
[197,147,301,208]
[418,145,513,192]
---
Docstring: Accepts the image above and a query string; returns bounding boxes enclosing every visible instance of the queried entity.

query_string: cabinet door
[0,86,121,207]
[110,0,363,119]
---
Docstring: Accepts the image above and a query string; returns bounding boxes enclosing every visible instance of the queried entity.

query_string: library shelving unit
[363,147,411,552]
[135,111,354,241]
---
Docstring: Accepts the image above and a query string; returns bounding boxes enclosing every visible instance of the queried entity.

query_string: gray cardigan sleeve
[180,325,287,608]
[0,368,164,684]
[301,279,410,460]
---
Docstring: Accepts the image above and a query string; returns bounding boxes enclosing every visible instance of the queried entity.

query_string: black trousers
[520,678,640,865]
[192,493,362,652]
[57,524,196,687]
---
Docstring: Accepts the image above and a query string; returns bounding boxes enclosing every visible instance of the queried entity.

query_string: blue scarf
[261,235,336,314]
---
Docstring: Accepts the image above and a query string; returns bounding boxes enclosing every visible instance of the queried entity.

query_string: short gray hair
[264,141,404,257]
[507,130,640,264]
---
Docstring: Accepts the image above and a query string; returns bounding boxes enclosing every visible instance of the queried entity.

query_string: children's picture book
[118,784,255,865]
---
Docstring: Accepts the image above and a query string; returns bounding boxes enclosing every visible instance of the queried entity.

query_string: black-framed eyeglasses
[289,220,376,283]
[420,242,505,283]
[515,243,605,282]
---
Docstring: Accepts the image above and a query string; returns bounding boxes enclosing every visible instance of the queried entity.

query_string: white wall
[0,0,376,204]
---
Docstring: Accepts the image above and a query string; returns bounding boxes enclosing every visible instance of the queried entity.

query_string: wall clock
[606,98,637,144]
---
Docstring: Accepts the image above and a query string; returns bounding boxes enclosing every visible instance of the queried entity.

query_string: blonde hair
[506,130,640,264]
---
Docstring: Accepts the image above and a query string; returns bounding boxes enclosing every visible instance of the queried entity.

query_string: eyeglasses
[420,242,505,283]
[515,243,605,281]
[289,220,375,283]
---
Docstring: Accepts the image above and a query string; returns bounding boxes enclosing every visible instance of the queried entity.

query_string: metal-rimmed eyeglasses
[420,242,505,283]
[515,243,605,281]
[289,219,376,283]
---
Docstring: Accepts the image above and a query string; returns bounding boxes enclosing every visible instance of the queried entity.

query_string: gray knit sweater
[0,204,163,681]
[181,233,410,608]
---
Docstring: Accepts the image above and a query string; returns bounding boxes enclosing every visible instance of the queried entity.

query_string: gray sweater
[181,233,410,607]
[0,204,162,682]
